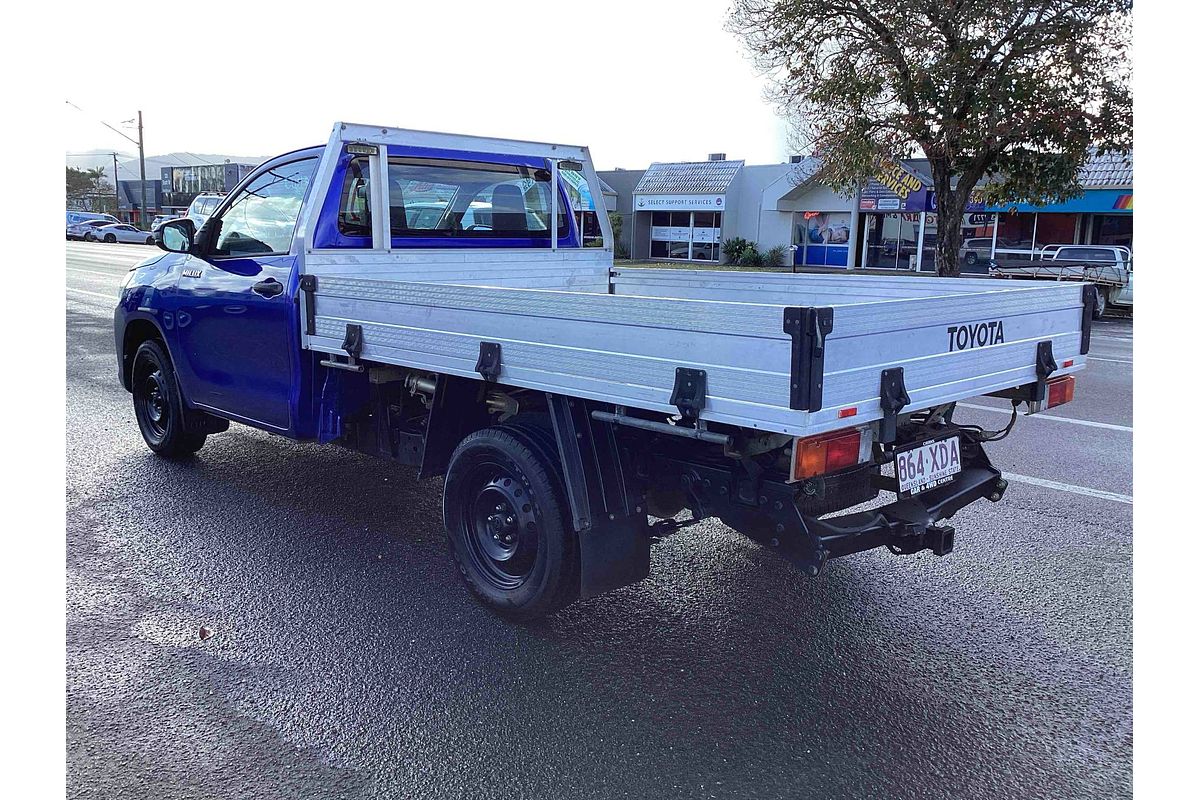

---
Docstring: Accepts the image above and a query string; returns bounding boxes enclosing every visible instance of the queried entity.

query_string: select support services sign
[635,194,726,212]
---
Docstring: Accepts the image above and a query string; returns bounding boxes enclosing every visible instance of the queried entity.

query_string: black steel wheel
[443,426,578,621]
[131,339,205,457]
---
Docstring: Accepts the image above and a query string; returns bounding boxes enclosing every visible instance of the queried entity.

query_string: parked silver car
[85,223,155,245]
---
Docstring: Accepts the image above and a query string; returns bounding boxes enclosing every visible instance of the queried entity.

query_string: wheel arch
[120,317,166,391]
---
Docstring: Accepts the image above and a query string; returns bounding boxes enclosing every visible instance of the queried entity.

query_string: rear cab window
[1057,247,1118,262]
[317,150,576,248]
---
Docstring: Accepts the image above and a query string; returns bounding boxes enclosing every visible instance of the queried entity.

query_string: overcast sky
[62,0,790,170]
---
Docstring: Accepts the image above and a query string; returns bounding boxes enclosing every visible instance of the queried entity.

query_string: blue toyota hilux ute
[115,122,1092,621]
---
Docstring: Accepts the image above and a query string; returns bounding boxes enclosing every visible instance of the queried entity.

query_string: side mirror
[156,218,196,253]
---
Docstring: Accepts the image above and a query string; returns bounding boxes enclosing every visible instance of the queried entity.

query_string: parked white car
[67,219,120,241]
[86,223,155,245]
[185,193,225,229]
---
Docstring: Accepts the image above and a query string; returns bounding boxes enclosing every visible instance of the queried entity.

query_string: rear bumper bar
[651,440,1007,574]
[800,464,1007,570]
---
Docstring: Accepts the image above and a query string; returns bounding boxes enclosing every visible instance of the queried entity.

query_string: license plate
[894,435,962,496]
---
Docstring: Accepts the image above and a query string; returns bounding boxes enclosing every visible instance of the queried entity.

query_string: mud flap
[547,394,650,599]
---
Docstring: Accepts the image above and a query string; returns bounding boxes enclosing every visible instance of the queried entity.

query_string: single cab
[115,122,1095,621]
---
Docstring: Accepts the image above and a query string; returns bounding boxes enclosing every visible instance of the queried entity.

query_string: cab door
[170,157,318,431]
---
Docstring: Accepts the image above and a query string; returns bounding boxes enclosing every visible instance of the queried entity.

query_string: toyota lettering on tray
[895,435,962,496]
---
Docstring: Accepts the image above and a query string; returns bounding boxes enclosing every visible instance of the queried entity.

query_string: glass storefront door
[649,211,722,261]
[861,213,917,269]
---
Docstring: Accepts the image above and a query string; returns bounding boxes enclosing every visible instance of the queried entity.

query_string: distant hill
[66,149,268,182]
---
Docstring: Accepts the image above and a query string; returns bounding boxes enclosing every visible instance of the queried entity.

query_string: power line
[65,100,139,147]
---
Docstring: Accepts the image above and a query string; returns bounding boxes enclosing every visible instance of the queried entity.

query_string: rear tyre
[965,251,978,265]
[443,426,579,622]
[146,236,155,245]
[104,234,116,243]
[1092,287,1108,318]
[131,340,206,457]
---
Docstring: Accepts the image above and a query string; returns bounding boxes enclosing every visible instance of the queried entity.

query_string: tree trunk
[930,169,965,277]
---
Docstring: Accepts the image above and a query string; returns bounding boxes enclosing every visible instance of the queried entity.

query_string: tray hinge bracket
[319,322,366,373]
[299,274,318,336]
[1033,339,1058,401]
[1080,285,1096,354]
[879,367,911,444]
[475,341,502,382]
[669,367,707,423]
[784,306,834,412]
[341,323,363,361]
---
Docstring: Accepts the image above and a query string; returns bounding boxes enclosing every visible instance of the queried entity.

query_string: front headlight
[120,270,136,289]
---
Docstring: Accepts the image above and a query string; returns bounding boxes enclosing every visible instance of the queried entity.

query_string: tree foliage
[728,0,1132,275]
[66,166,114,209]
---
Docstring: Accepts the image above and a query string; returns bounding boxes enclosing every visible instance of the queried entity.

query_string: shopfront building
[971,187,1133,265]
[854,158,947,271]
[600,149,1130,272]
[628,159,743,262]
[759,160,856,268]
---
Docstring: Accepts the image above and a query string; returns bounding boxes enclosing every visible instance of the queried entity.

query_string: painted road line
[1085,356,1133,364]
[1003,472,1132,505]
[957,402,1132,432]
[67,288,116,301]
[67,267,125,280]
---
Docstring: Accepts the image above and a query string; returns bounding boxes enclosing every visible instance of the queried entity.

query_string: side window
[214,159,317,256]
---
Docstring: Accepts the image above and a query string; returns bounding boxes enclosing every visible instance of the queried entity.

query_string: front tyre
[131,340,206,457]
[443,426,578,622]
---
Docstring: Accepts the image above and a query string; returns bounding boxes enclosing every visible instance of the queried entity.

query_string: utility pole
[112,152,120,218]
[137,111,148,229]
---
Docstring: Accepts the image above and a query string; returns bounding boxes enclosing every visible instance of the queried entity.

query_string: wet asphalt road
[67,242,1132,799]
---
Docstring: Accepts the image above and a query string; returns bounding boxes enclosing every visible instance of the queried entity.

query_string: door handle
[251,277,284,298]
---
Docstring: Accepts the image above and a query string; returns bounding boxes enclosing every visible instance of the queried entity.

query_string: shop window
[668,241,690,259]
[1092,215,1133,249]
[650,240,669,258]
[693,212,715,227]
[1033,214,1079,253]
[692,242,715,261]
[994,212,1037,262]
[670,211,692,227]
[862,213,909,269]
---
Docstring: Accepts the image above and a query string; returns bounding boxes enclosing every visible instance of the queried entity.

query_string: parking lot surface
[67,241,1132,799]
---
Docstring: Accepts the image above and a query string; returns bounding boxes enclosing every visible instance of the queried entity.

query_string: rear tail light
[1046,375,1076,409]
[791,427,870,481]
